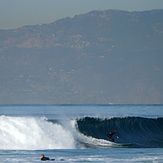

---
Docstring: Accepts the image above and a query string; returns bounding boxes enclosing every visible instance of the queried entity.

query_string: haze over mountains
[0,9,163,104]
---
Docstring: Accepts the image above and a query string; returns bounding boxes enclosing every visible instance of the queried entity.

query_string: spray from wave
[0,116,76,150]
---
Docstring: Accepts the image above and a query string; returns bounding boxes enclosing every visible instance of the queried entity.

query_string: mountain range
[0,9,163,104]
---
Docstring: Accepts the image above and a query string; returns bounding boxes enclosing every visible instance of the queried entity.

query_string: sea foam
[0,115,75,150]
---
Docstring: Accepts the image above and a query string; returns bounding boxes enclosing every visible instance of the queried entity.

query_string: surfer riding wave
[107,129,119,142]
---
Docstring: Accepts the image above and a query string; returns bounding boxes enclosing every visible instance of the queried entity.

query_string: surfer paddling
[107,129,119,142]
[41,154,55,161]
[41,154,51,161]
[40,154,68,161]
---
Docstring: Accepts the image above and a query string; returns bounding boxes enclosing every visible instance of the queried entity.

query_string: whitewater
[0,104,163,162]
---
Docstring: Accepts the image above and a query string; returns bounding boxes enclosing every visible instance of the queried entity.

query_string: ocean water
[0,104,163,162]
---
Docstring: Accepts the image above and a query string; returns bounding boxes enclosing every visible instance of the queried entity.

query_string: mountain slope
[0,9,163,104]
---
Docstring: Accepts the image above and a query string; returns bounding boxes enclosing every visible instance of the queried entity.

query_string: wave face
[77,117,163,148]
[0,115,163,150]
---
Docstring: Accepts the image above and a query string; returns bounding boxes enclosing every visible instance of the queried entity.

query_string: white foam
[0,115,75,150]
[0,115,116,150]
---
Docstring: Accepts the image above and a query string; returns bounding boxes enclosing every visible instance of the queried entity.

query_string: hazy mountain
[0,9,163,104]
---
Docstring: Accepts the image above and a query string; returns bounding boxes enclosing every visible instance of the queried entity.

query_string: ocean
[0,104,163,162]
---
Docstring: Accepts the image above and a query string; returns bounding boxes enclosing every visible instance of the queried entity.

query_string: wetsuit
[41,156,50,161]
[107,131,116,142]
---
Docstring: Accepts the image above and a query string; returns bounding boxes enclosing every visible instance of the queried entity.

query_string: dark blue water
[0,104,163,162]
[77,117,163,148]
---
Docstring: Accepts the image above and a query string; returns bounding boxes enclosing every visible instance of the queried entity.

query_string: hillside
[0,9,163,104]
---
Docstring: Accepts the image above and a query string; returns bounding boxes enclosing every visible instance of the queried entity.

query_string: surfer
[107,129,119,142]
[40,154,68,161]
[41,154,55,161]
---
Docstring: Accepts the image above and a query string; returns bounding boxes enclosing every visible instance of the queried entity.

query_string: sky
[0,0,163,29]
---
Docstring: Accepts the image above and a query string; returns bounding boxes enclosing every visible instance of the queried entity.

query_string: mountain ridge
[0,9,163,104]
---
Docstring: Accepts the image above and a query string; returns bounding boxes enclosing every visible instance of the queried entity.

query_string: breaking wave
[0,115,162,150]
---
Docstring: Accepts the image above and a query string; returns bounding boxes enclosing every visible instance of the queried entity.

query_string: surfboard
[115,142,132,146]
[104,139,132,147]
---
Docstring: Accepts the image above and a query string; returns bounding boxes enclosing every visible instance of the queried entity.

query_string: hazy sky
[0,0,163,29]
